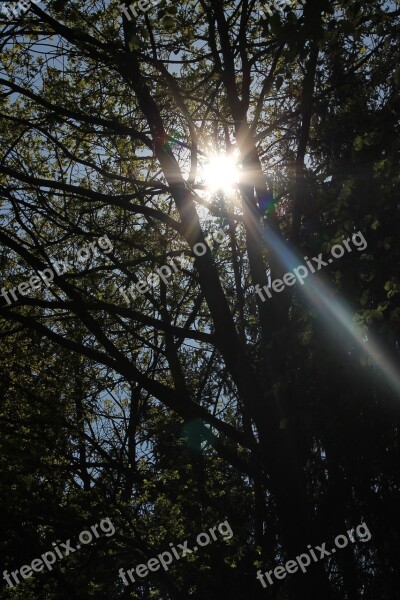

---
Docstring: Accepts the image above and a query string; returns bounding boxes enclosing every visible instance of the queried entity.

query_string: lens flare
[260,224,400,397]
[202,153,239,194]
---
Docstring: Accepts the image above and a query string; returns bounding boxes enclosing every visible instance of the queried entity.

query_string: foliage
[0,0,399,598]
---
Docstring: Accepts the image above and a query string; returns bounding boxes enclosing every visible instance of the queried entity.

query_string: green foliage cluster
[0,0,399,598]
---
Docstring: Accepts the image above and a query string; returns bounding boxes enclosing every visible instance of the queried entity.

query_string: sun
[201,152,240,194]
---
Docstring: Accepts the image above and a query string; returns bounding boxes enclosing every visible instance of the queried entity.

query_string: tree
[0,0,399,598]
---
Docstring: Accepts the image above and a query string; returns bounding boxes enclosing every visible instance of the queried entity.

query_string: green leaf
[162,15,175,28]
[128,35,140,51]
[371,219,380,230]
[353,136,363,151]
